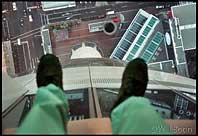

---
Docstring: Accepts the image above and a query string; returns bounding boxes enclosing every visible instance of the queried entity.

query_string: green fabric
[16,84,69,134]
[111,96,173,134]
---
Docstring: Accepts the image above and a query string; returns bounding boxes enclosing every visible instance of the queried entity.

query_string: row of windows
[142,26,151,37]
[141,50,152,62]
[148,17,157,27]
[126,53,134,62]
[141,32,164,63]
[130,44,139,55]
[124,30,137,43]
[135,14,148,26]
[124,16,159,62]
[129,22,142,34]
[119,39,132,51]
[114,48,126,59]
[175,95,189,110]
[136,35,145,46]
[152,32,164,44]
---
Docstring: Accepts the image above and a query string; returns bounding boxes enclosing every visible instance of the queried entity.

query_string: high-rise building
[169,3,196,78]
[110,9,164,64]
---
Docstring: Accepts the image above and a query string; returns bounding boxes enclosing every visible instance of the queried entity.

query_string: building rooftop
[41,1,76,11]
[171,3,196,26]
[70,42,102,59]
[169,3,196,78]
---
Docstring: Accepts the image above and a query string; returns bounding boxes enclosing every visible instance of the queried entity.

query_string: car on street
[62,13,71,16]
[17,38,21,45]
[20,18,24,26]
[28,8,32,13]
[23,10,27,17]
[12,2,17,11]
[2,9,8,13]
[2,15,6,21]
[65,16,72,20]
[29,15,33,22]
[97,14,106,19]
[156,5,165,9]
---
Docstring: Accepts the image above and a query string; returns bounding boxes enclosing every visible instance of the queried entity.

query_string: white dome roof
[71,42,102,59]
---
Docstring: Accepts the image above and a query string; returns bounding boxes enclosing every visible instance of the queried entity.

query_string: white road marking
[11,27,41,40]
[118,8,138,14]
[22,43,28,70]
[34,57,37,67]
[5,19,10,38]
[32,58,35,69]
[31,40,35,48]
[46,15,49,24]
[2,22,6,37]
[121,5,128,8]
[27,41,32,69]
[44,15,47,25]
[36,57,40,63]
[90,11,96,13]
[46,6,92,16]
[40,13,43,26]
[105,8,111,11]
[25,2,28,8]
[49,13,81,21]
[11,31,40,42]
[34,35,41,37]
[48,16,66,21]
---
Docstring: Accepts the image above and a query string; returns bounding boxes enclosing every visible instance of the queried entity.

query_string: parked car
[23,10,27,17]
[29,15,33,22]
[2,9,8,13]
[20,18,24,26]
[12,2,17,11]
[97,14,106,19]
[156,5,165,9]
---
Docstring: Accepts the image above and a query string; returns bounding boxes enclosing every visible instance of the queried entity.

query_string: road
[42,2,163,25]
[2,1,43,76]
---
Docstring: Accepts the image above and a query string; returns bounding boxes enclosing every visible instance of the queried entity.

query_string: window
[130,44,139,55]
[142,26,151,37]
[136,35,145,46]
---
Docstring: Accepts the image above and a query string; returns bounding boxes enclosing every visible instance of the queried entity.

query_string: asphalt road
[2,1,43,75]
[43,2,163,24]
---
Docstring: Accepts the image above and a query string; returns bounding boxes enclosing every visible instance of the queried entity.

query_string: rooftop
[41,1,76,11]
[171,3,196,26]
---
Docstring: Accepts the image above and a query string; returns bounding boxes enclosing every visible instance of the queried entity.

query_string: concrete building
[169,3,196,77]
[2,41,15,77]
[41,1,76,11]
[110,9,164,64]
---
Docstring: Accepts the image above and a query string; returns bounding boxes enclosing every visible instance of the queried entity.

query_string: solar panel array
[141,32,164,63]
[111,13,148,59]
